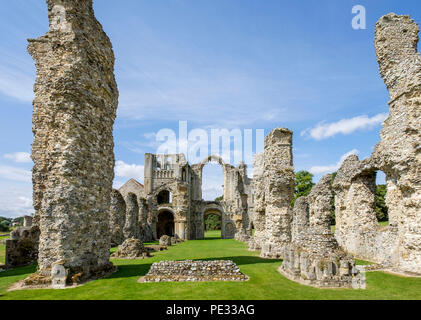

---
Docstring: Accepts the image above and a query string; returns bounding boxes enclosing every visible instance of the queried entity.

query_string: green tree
[376,184,388,222]
[292,171,315,206]
[215,196,224,202]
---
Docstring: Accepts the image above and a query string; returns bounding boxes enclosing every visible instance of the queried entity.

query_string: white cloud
[0,165,32,182]
[302,113,388,140]
[309,149,359,175]
[4,152,32,163]
[0,51,35,103]
[114,160,144,182]
[0,182,34,218]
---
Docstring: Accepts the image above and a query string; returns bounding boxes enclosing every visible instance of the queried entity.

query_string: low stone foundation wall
[280,244,366,289]
[139,260,249,283]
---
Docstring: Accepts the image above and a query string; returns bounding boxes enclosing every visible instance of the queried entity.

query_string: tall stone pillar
[373,14,421,274]
[26,0,118,286]
[144,154,154,194]
[260,128,295,259]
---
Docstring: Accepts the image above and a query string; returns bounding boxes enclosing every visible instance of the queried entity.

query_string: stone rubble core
[25,0,119,287]
[333,13,421,275]
[280,176,366,289]
[5,217,40,269]
[109,190,126,247]
[259,128,295,259]
[111,238,150,259]
[139,260,249,283]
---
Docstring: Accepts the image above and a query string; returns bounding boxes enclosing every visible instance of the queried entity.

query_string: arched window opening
[376,171,389,226]
[202,161,223,201]
[157,190,172,205]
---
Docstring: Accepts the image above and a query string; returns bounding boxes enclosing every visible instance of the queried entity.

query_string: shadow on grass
[0,263,36,279]
[108,263,153,279]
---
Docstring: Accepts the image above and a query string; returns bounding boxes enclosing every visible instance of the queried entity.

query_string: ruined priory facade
[112,153,254,244]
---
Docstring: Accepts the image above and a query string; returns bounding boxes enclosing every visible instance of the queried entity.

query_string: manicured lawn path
[0,231,420,300]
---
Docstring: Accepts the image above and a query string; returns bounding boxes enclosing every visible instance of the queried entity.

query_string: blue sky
[0,0,420,217]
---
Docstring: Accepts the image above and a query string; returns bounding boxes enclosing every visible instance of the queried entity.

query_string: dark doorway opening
[157,210,174,238]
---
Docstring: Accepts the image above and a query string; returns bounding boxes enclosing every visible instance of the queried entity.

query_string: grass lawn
[1,231,421,300]
[0,236,8,265]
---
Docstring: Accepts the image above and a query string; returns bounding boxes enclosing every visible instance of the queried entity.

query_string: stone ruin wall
[334,13,421,275]
[260,128,295,259]
[109,190,126,247]
[248,153,266,250]
[281,175,365,289]
[26,0,118,285]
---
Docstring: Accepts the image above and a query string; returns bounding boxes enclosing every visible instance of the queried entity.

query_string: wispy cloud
[0,165,31,182]
[0,50,35,103]
[302,113,388,140]
[114,160,144,182]
[0,182,34,218]
[309,149,359,175]
[4,152,32,163]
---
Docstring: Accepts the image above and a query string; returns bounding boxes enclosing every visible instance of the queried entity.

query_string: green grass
[204,230,221,239]
[0,231,421,300]
[0,236,8,265]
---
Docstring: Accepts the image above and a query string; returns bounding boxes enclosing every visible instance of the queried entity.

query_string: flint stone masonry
[260,129,295,259]
[5,225,40,269]
[280,175,366,289]
[334,13,421,275]
[26,0,118,286]
[111,238,150,259]
[159,235,171,246]
[124,193,142,240]
[139,260,249,283]
[248,153,266,251]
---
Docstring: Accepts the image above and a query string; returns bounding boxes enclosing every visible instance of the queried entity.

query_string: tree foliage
[205,214,221,231]
[376,184,388,222]
[292,171,315,206]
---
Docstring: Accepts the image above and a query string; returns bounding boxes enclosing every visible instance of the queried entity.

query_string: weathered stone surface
[27,0,118,286]
[281,175,366,289]
[334,13,421,275]
[5,226,40,269]
[139,260,249,283]
[260,129,295,259]
[249,153,266,251]
[111,238,149,259]
[159,235,171,246]
[123,193,141,240]
[109,189,126,247]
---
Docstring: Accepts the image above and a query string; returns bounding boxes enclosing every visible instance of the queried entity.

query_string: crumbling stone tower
[334,13,421,275]
[26,0,118,285]
[260,128,295,259]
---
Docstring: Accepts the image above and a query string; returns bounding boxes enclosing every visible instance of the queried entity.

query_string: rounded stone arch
[199,155,226,168]
[153,183,176,206]
[197,155,232,202]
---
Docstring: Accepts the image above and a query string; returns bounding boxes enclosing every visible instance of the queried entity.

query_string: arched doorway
[157,209,174,238]
[204,209,222,239]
